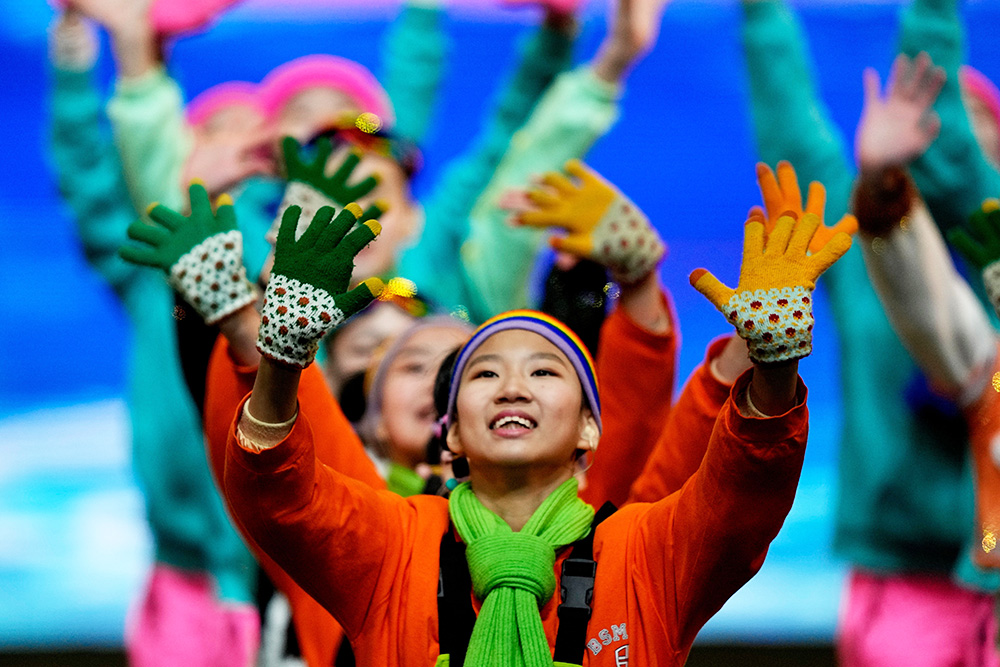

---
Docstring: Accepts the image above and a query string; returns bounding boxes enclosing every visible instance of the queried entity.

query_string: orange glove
[751,161,858,253]
[690,211,851,364]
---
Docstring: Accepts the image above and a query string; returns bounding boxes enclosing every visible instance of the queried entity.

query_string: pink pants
[125,564,259,667]
[839,569,999,667]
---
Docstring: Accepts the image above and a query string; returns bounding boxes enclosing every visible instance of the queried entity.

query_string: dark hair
[425,346,461,465]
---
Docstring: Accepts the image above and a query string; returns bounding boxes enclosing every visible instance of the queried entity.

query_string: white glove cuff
[169,231,258,325]
[724,286,814,364]
[256,274,345,368]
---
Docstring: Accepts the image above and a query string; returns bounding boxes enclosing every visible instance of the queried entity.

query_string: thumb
[338,277,385,318]
[550,233,593,258]
[689,268,734,310]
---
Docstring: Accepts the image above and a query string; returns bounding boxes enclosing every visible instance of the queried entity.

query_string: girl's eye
[531,368,556,377]
[472,369,497,379]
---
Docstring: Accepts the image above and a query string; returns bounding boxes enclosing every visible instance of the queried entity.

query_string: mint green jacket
[49,65,257,603]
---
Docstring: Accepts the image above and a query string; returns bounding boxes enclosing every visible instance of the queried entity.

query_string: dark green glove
[119,181,257,324]
[258,202,385,367]
[948,199,1000,316]
[267,136,381,244]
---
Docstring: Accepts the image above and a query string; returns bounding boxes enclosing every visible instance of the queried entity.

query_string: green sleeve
[49,65,140,292]
[459,65,621,322]
[397,24,574,316]
[899,0,1000,232]
[382,3,448,146]
[741,0,857,301]
[106,66,192,213]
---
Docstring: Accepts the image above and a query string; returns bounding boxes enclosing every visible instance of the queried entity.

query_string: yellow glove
[751,161,858,254]
[690,212,852,363]
[516,159,666,284]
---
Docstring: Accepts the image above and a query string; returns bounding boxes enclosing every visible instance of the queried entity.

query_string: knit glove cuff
[722,287,815,364]
[168,230,257,324]
[593,195,666,284]
[983,261,1000,319]
[256,273,346,368]
[266,181,337,245]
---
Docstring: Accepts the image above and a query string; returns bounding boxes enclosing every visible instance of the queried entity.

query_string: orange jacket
[224,370,808,666]
[628,336,734,504]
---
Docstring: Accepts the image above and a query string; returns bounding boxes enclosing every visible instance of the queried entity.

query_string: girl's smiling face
[446,329,594,474]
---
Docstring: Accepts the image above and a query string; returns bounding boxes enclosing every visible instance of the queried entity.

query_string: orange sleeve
[636,369,808,653]
[223,397,416,640]
[581,289,678,508]
[963,348,1000,570]
[627,335,734,504]
[204,336,384,492]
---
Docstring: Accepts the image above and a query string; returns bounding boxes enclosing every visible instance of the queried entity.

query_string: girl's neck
[468,466,573,532]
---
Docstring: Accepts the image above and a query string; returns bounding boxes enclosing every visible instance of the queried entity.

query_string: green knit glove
[949,199,1000,317]
[119,182,258,325]
[258,202,385,368]
[267,136,380,244]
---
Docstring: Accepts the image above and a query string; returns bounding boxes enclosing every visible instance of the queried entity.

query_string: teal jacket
[49,65,257,604]
[742,0,995,586]
[397,23,575,322]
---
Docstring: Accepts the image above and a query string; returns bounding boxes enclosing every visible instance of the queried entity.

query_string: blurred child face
[376,325,469,469]
[277,86,356,143]
[196,103,269,141]
[963,89,1000,169]
[328,144,418,281]
[323,302,416,397]
[446,330,593,475]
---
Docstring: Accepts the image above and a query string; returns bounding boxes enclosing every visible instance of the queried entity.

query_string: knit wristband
[168,231,258,325]
[722,287,814,363]
[851,166,917,238]
[593,196,666,284]
[982,260,1000,319]
[266,181,338,244]
[257,273,346,368]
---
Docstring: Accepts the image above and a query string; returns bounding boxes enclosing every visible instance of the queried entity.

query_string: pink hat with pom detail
[186,81,262,128]
[961,65,1000,157]
[258,54,395,129]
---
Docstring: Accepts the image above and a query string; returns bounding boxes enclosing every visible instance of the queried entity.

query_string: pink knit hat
[258,54,395,129]
[53,0,244,36]
[961,65,1000,157]
[186,81,262,128]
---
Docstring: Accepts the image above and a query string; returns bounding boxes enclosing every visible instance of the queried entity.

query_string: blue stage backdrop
[1,0,999,649]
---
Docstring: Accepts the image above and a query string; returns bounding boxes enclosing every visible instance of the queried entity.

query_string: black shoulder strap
[553,501,617,664]
[438,524,475,666]
[437,501,617,667]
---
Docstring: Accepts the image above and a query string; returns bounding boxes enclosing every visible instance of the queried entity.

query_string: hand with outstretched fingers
[258,203,385,368]
[119,181,257,324]
[515,159,666,284]
[268,136,381,244]
[690,212,852,364]
[949,199,1000,316]
[750,161,858,254]
[855,51,945,175]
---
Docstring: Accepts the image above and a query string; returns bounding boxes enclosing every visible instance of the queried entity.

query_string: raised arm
[48,10,140,292]
[740,0,855,219]
[854,52,995,400]
[396,5,575,312]
[640,186,852,647]
[381,0,448,147]
[458,0,672,320]
[898,0,1000,232]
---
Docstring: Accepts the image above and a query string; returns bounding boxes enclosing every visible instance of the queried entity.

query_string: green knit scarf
[444,478,595,667]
